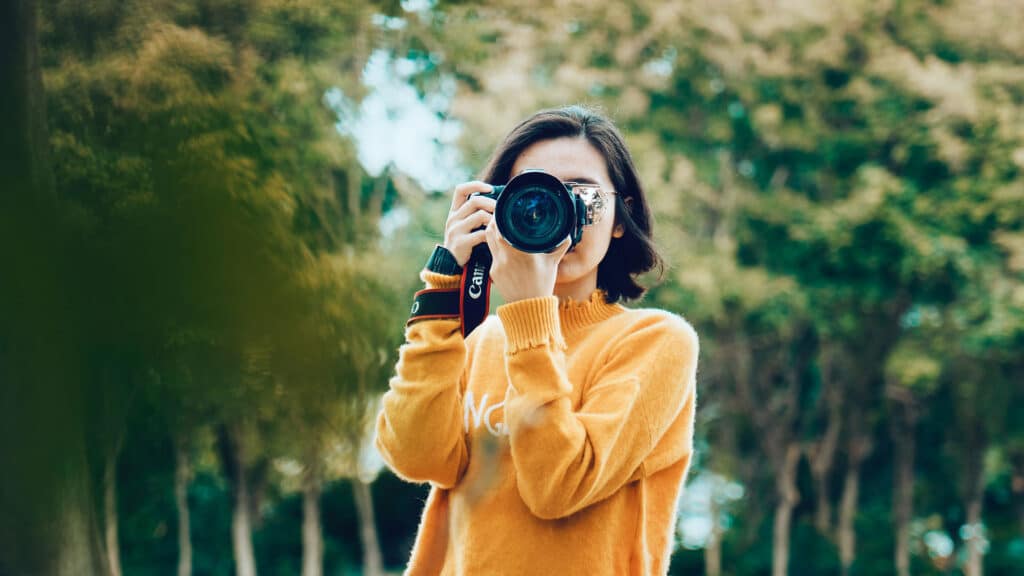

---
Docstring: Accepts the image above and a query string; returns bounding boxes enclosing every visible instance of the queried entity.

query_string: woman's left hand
[485,219,572,303]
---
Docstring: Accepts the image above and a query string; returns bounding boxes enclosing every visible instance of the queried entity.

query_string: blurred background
[1,0,1022,575]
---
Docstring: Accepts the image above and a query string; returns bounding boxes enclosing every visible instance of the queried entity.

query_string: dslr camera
[474,169,613,253]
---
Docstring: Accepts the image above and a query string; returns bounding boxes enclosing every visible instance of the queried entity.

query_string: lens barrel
[492,171,577,253]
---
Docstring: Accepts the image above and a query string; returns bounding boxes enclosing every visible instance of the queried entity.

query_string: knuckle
[454,180,485,195]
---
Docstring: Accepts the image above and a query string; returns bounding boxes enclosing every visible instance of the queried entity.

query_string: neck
[554,274,599,304]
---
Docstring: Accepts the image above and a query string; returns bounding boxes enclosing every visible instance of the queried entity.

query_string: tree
[0,0,104,572]
[37,1,406,574]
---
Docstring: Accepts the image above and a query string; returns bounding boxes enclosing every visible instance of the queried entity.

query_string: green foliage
[12,0,431,572]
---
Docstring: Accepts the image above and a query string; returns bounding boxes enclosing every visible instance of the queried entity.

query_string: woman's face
[508,137,623,294]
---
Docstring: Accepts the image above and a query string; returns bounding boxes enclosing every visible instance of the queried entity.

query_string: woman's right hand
[443,181,497,268]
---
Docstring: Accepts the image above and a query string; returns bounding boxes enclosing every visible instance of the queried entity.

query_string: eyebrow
[563,176,601,185]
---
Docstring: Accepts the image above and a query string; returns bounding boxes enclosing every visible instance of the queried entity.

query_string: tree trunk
[57,459,106,576]
[1,0,53,197]
[1020,499,1024,549]
[301,466,323,576]
[1010,452,1024,543]
[1018,480,1024,544]
[705,491,722,576]
[956,421,987,576]
[809,347,841,537]
[367,166,390,226]
[232,462,257,576]
[808,408,840,536]
[713,150,738,253]
[964,496,985,576]
[890,395,917,576]
[352,478,384,576]
[0,0,103,573]
[839,464,860,576]
[772,443,802,576]
[227,428,257,576]
[104,452,122,576]
[175,439,193,576]
[839,435,871,576]
[347,167,362,220]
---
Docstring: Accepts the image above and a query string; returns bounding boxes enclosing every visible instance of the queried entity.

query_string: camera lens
[494,170,577,253]
[508,187,563,239]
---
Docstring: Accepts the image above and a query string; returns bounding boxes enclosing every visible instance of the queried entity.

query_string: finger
[447,227,490,267]
[459,229,489,253]
[447,195,497,229]
[448,209,493,237]
[450,180,494,212]
[444,210,493,264]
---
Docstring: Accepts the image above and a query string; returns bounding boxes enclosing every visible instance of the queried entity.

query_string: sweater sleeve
[498,296,698,520]
[374,271,469,489]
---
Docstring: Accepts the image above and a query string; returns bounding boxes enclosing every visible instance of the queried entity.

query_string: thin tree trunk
[705,490,722,576]
[229,428,257,576]
[839,435,871,576]
[890,395,916,576]
[175,439,193,576]
[809,407,840,536]
[839,464,860,576]
[367,165,390,226]
[347,167,362,220]
[964,495,984,576]
[104,452,122,576]
[1019,485,1024,545]
[809,347,841,537]
[352,478,384,576]
[301,466,323,576]
[1010,452,1024,543]
[772,443,802,576]
[713,150,737,252]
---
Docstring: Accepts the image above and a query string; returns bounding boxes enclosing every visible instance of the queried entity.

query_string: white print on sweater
[464,390,508,437]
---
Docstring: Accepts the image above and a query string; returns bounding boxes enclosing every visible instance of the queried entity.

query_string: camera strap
[406,287,461,326]
[406,244,491,337]
[460,244,493,337]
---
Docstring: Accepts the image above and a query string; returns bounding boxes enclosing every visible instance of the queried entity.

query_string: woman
[375,105,699,575]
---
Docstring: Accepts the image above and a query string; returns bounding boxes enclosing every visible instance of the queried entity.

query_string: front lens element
[498,186,573,252]
[510,188,560,237]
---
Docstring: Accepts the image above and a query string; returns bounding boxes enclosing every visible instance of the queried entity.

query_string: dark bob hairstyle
[479,105,663,303]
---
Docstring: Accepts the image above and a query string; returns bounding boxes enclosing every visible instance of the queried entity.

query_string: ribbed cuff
[496,296,566,355]
[420,269,460,290]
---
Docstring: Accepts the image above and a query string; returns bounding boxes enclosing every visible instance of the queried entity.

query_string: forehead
[510,137,611,185]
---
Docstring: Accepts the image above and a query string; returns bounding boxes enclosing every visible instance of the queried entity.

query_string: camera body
[474,169,597,253]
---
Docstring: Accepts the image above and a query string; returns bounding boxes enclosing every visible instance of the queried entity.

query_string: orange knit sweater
[375,271,699,575]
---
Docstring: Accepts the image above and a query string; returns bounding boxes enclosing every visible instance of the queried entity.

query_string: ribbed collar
[558,289,625,335]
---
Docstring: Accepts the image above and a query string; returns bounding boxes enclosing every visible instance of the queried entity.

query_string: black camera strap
[406,287,460,326]
[406,244,492,337]
[460,244,492,337]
